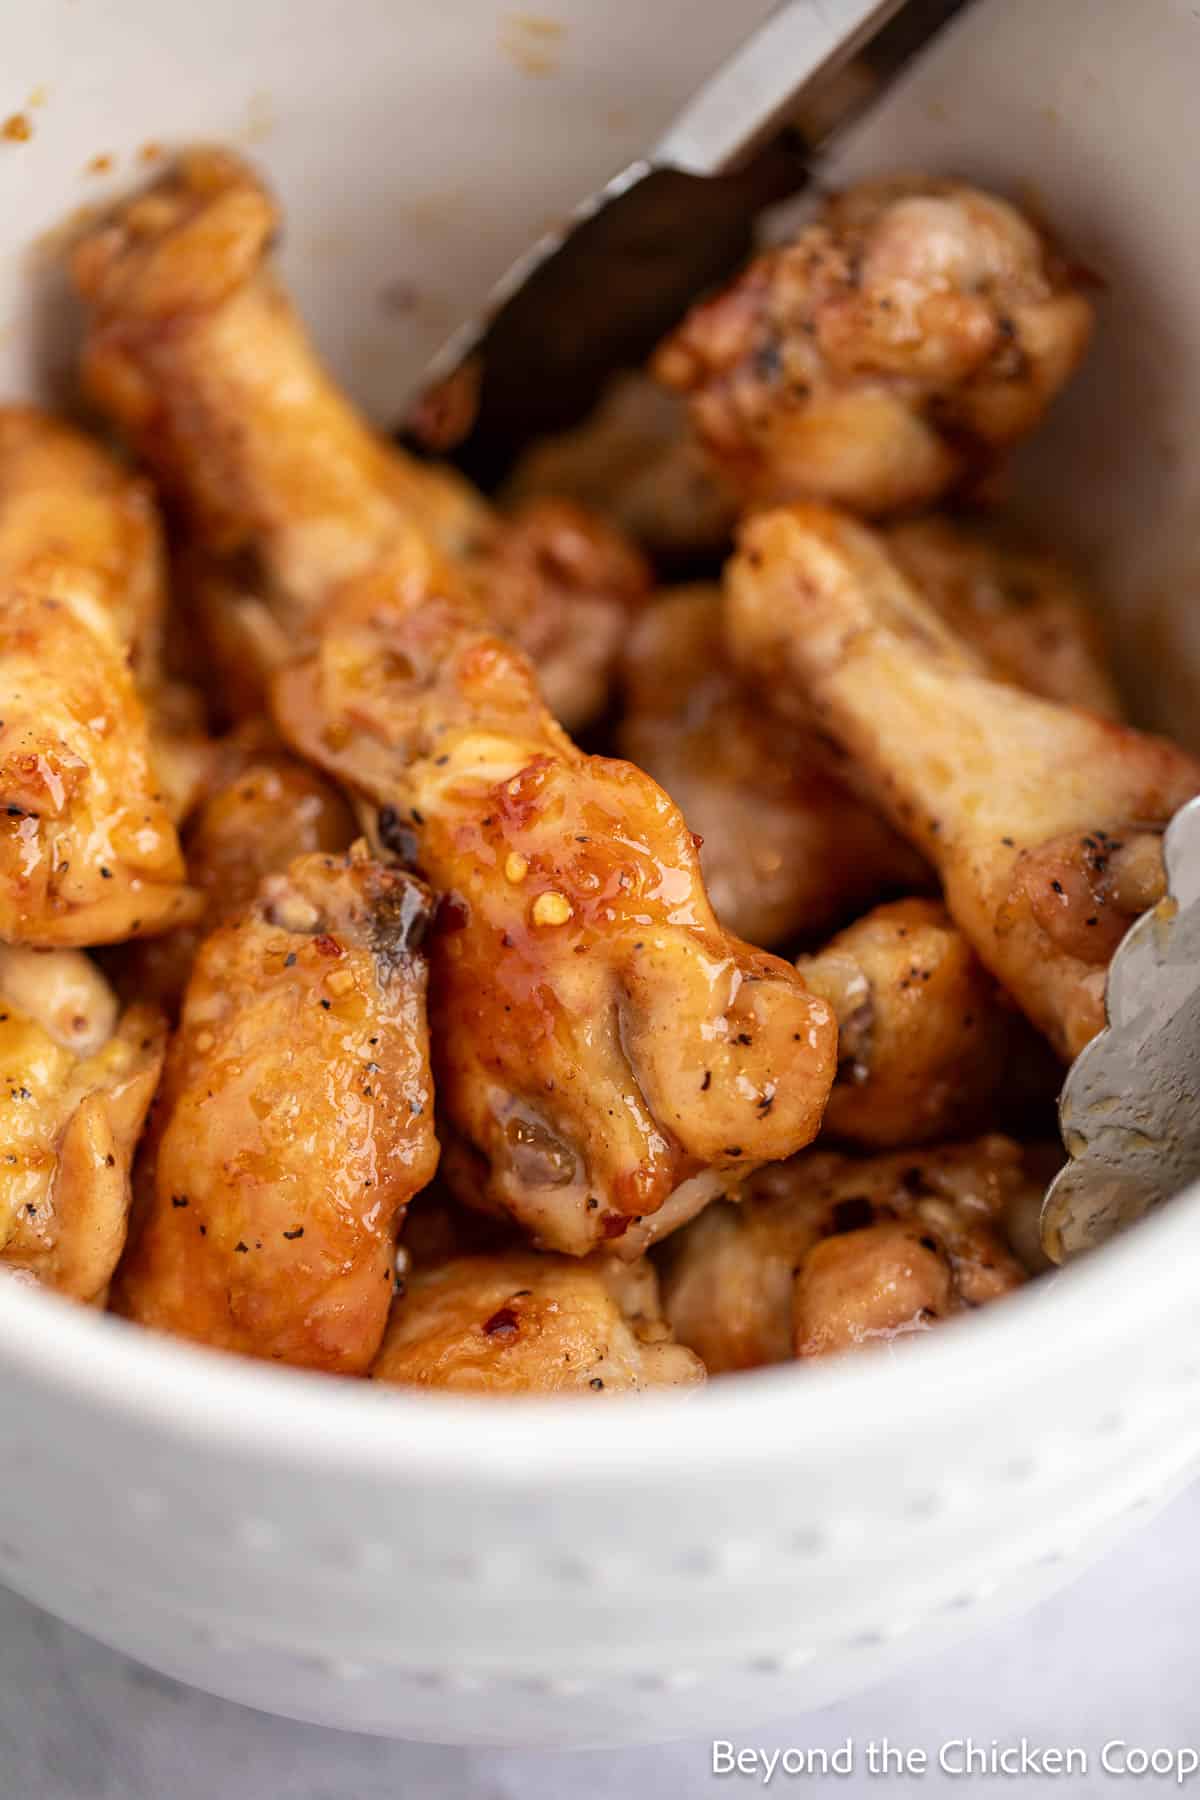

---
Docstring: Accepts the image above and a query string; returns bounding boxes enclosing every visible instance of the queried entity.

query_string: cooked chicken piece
[661,1136,1033,1372]
[885,515,1122,718]
[0,945,164,1303]
[277,538,835,1256]
[503,372,738,563]
[112,848,438,1373]
[798,897,1057,1147]
[654,177,1093,515]
[468,496,649,732]
[75,153,837,1261]
[72,150,649,732]
[372,1249,704,1394]
[0,408,198,945]
[726,504,1200,1059]
[618,585,928,944]
[126,721,357,1012]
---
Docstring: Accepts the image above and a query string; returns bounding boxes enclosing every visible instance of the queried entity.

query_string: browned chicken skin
[0,945,164,1302]
[275,538,836,1256]
[618,585,928,945]
[661,1136,1035,1372]
[799,897,1056,1147]
[76,154,837,1260]
[503,372,738,563]
[654,178,1093,515]
[126,721,356,1012]
[0,408,198,945]
[72,150,649,733]
[112,848,438,1373]
[372,1249,703,1394]
[726,504,1200,1059]
[885,515,1122,718]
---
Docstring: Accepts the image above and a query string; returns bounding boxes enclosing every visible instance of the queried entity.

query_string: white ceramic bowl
[1,0,1199,1749]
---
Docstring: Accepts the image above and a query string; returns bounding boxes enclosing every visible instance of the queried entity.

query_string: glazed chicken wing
[112,848,438,1372]
[885,515,1122,718]
[661,1137,1035,1372]
[72,151,649,732]
[0,945,164,1302]
[726,504,1200,1059]
[372,1249,703,1394]
[654,177,1093,515]
[275,540,835,1256]
[77,154,837,1260]
[0,408,197,945]
[126,721,356,1012]
[798,897,1056,1147]
[618,585,928,945]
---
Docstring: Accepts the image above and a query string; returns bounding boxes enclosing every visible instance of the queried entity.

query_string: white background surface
[5,1477,1196,1799]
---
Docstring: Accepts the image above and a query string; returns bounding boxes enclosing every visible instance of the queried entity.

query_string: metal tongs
[1041,796,1200,1261]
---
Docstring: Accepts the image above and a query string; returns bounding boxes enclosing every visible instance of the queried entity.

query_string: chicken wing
[661,1136,1034,1372]
[617,584,928,945]
[126,721,357,1012]
[885,514,1122,718]
[111,847,438,1373]
[654,177,1093,515]
[0,945,164,1303]
[0,408,197,945]
[798,897,1056,1147]
[76,154,837,1260]
[726,504,1200,1059]
[72,150,649,732]
[372,1249,703,1394]
[275,541,836,1256]
[503,371,738,565]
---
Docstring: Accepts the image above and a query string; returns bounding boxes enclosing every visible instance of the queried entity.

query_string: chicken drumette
[0,408,198,945]
[618,585,926,945]
[884,514,1122,718]
[112,848,438,1373]
[0,945,164,1303]
[372,1249,703,1394]
[125,721,356,1012]
[726,504,1200,1059]
[798,897,1056,1147]
[654,177,1094,515]
[77,155,838,1260]
[661,1136,1036,1373]
[73,150,648,733]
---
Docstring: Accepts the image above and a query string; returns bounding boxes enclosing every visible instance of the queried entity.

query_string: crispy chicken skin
[127,722,356,1012]
[618,585,928,945]
[0,945,164,1303]
[0,408,197,946]
[661,1137,1033,1372]
[72,150,649,732]
[372,1249,704,1394]
[885,515,1122,718]
[503,372,738,563]
[275,537,837,1257]
[726,504,1200,1059]
[654,177,1093,515]
[112,848,438,1373]
[798,898,1054,1147]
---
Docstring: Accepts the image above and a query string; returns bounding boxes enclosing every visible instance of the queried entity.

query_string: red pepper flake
[482,1306,520,1339]
[312,933,342,957]
[601,1213,631,1240]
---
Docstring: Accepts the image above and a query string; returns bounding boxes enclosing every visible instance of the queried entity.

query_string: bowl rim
[2,1173,1197,1484]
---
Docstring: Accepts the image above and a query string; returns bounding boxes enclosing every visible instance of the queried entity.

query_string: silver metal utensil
[401,0,979,487]
[1042,795,1200,1261]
